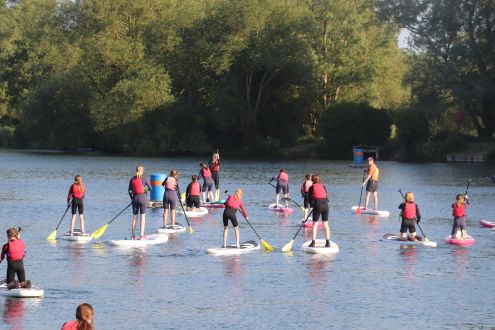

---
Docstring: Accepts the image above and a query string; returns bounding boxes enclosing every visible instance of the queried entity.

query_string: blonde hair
[74,175,86,194]
[405,192,414,203]
[135,165,144,178]
[75,303,94,330]
[235,188,244,197]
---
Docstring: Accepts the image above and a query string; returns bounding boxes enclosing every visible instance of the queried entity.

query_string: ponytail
[76,303,94,330]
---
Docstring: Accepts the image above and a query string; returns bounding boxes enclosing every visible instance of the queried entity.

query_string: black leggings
[71,198,84,215]
[313,199,329,221]
[6,259,26,283]
[212,171,220,190]
[223,207,238,227]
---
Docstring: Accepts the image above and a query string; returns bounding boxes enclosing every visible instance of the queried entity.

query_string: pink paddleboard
[479,219,495,228]
[268,203,294,214]
[444,235,476,246]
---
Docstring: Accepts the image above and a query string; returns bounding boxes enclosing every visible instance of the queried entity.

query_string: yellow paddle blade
[187,226,194,234]
[91,224,109,239]
[300,207,304,212]
[261,239,274,251]
[424,237,430,242]
[281,240,294,253]
[181,192,186,200]
[46,230,57,241]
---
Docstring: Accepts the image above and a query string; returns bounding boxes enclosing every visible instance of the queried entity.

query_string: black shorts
[202,178,214,192]
[163,190,177,210]
[400,218,416,233]
[366,180,378,192]
[212,171,220,190]
[451,216,467,235]
[132,194,147,215]
[313,199,329,221]
[7,259,26,283]
[303,193,311,209]
[223,207,238,227]
[71,198,84,215]
[187,195,200,208]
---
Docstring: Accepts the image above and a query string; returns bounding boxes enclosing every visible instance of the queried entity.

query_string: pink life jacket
[189,182,201,196]
[165,177,177,191]
[402,203,416,220]
[225,195,242,209]
[452,203,465,217]
[61,320,79,330]
[131,177,145,194]
[201,167,212,179]
[7,239,25,261]
[71,184,85,198]
[312,183,327,199]
[278,172,288,181]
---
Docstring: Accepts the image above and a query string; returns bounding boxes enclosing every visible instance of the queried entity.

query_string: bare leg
[284,194,289,207]
[234,226,240,247]
[410,231,417,241]
[304,208,308,219]
[455,230,461,239]
[208,191,214,203]
[401,233,407,241]
[140,214,146,238]
[461,229,467,239]
[275,194,280,207]
[223,227,228,247]
[132,215,138,238]
[70,214,76,235]
[323,221,330,240]
[171,210,176,226]
[79,214,85,233]
[373,192,378,210]
[215,189,220,201]
[312,222,318,241]
[202,192,207,204]
[163,208,169,227]
[364,191,370,209]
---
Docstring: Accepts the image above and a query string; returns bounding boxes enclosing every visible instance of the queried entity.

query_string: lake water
[0,150,494,329]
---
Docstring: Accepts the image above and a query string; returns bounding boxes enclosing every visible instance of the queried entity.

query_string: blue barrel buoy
[353,148,363,164]
[150,173,166,201]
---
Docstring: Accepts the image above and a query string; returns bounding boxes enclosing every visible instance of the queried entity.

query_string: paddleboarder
[67,175,86,236]
[307,174,331,248]
[199,161,215,203]
[398,191,421,241]
[363,157,379,210]
[451,193,469,239]
[61,303,94,330]
[128,165,152,240]
[0,227,30,289]
[300,173,313,219]
[162,169,181,228]
[186,175,201,211]
[209,152,221,202]
[273,168,289,208]
[223,189,248,248]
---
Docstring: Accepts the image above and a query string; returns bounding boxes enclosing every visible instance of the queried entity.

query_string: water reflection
[399,245,417,282]
[451,249,469,278]
[3,298,24,330]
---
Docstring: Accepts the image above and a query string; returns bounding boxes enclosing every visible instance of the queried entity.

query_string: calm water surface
[0,150,494,329]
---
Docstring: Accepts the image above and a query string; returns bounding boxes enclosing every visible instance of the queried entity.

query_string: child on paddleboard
[300,173,313,219]
[398,192,421,241]
[0,227,31,289]
[209,152,221,202]
[363,157,379,210]
[162,169,181,228]
[186,175,201,211]
[67,175,86,236]
[451,194,469,239]
[273,168,289,208]
[199,161,214,203]
[61,303,94,330]
[128,165,152,240]
[223,189,248,248]
[308,174,331,247]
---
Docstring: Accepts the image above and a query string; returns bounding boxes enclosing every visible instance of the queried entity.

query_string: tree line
[0,0,493,160]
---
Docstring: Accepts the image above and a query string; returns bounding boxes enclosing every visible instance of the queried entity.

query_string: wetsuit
[1,239,26,284]
[451,203,467,235]
[301,180,313,209]
[209,160,220,190]
[308,183,329,221]
[399,202,421,234]
[162,176,180,210]
[186,182,201,208]
[67,184,85,215]
[276,172,289,194]
[223,195,247,227]
[199,167,214,192]
[128,176,151,215]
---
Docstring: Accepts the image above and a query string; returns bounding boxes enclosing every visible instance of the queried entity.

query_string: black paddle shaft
[55,201,72,230]
[108,202,133,225]
[290,209,314,241]
[464,180,471,205]
[176,190,192,228]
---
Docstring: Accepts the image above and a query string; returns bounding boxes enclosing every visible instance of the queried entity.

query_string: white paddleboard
[351,206,390,217]
[61,229,93,243]
[109,234,168,247]
[157,223,186,234]
[206,240,260,256]
[179,207,208,217]
[382,233,437,247]
[0,282,44,298]
[301,239,339,255]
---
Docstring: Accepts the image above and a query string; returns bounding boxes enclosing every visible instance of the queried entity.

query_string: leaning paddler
[398,192,421,241]
[162,169,181,228]
[128,165,152,240]
[222,189,248,248]
[307,174,331,247]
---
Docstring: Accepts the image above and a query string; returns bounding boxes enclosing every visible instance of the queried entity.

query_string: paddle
[91,202,132,239]
[176,190,193,234]
[464,180,471,205]
[225,190,273,251]
[356,170,366,214]
[398,189,430,242]
[47,201,72,240]
[281,197,304,212]
[281,209,314,253]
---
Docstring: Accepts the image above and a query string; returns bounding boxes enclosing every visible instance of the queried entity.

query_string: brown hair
[311,174,320,184]
[170,169,178,177]
[76,303,94,330]
[74,175,86,194]
[456,194,464,207]
[6,227,19,239]
[191,175,198,182]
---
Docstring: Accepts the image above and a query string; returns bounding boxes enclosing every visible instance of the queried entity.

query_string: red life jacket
[301,180,312,193]
[312,183,327,199]
[189,182,201,196]
[452,203,465,217]
[61,320,79,330]
[225,195,242,209]
[278,172,288,182]
[210,161,220,172]
[131,177,145,194]
[7,239,25,261]
[165,177,177,191]
[201,167,212,179]
[402,203,416,219]
[71,184,85,198]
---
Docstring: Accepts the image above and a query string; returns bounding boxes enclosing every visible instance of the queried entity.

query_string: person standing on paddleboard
[308,174,331,247]
[398,192,421,241]
[223,189,248,248]
[301,173,313,219]
[162,169,181,228]
[273,168,289,208]
[186,175,201,211]
[61,303,94,330]
[67,175,86,236]
[128,165,151,240]
[209,152,221,202]
[199,161,215,204]
[363,157,379,210]
[451,194,469,239]
[0,227,31,289]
